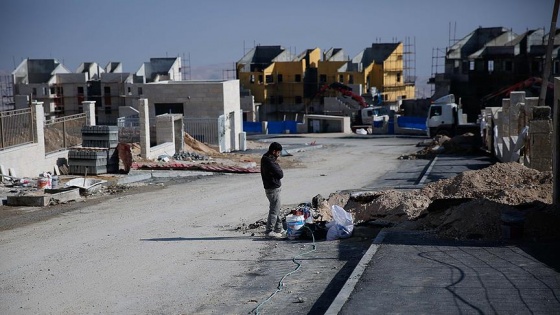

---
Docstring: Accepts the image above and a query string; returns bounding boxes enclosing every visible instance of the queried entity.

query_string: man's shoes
[267,231,286,239]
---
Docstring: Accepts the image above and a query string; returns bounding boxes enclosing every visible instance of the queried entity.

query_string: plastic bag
[326,205,354,241]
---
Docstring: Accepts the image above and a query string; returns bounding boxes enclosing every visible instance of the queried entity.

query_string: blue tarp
[243,121,262,133]
[243,121,298,134]
[397,116,427,131]
[267,121,297,134]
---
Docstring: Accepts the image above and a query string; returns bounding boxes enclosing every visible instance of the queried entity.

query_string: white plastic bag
[326,205,354,241]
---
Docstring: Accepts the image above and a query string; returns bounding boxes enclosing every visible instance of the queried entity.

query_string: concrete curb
[117,170,215,185]
[325,229,387,315]
[417,156,438,186]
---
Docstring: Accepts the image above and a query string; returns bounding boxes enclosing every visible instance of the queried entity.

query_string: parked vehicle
[426,94,479,138]
[351,106,390,132]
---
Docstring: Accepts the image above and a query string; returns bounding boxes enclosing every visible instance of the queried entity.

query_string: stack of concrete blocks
[519,97,539,166]
[67,126,119,175]
[528,106,553,172]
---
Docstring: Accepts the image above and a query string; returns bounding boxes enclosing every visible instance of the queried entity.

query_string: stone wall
[528,107,553,171]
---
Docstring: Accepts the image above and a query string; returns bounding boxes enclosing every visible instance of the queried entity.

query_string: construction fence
[0,108,35,150]
[184,118,219,145]
[44,113,87,154]
[117,116,220,146]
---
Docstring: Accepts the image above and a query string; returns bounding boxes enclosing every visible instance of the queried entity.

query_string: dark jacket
[260,151,283,189]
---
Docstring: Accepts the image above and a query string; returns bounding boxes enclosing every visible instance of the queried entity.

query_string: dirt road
[0,135,422,314]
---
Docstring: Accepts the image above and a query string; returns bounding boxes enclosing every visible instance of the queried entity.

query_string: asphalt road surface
[0,135,425,314]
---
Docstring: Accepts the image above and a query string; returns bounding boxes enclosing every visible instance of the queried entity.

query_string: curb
[325,229,387,315]
[416,156,438,186]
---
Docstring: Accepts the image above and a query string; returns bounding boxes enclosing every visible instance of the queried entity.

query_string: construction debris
[401,133,480,160]
[313,162,557,241]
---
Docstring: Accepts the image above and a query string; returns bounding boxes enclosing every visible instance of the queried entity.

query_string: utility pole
[543,0,560,206]
[540,0,559,107]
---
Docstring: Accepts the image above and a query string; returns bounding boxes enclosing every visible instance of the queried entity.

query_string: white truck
[351,106,390,132]
[426,94,480,138]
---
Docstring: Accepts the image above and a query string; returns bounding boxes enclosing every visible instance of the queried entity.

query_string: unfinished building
[430,27,559,121]
[11,57,186,124]
[236,43,415,121]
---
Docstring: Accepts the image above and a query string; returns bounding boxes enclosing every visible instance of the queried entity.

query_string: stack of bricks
[528,106,553,172]
[67,126,119,175]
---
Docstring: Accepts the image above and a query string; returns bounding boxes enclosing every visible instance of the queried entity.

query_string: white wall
[0,103,69,178]
[140,80,242,152]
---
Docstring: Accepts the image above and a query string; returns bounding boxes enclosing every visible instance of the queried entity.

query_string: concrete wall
[528,107,552,171]
[299,114,352,134]
[489,91,553,171]
[141,80,242,152]
[240,95,256,121]
[0,102,69,178]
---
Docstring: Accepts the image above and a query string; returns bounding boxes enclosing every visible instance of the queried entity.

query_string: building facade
[12,57,184,124]
[236,43,415,121]
[430,27,559,120]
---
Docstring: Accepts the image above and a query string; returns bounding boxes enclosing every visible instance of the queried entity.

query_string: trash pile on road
[313,162,558,241]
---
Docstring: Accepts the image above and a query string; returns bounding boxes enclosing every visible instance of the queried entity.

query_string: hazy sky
[0,0,554,78]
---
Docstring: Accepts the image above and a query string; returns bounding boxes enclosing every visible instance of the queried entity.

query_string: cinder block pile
[67,126,119,175]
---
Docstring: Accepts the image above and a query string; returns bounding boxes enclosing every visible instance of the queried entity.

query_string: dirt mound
[183,133,219,155]
[421,162,552,205]
[312,162,556,241]
[425,199,511,240]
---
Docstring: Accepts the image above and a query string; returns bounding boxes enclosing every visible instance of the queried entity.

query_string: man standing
[260,142,286,238]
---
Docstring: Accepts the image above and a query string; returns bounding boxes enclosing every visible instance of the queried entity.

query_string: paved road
[0,135,421,314]
[328,154,560,315]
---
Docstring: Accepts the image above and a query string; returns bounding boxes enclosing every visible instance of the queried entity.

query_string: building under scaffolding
[428,26,559,121]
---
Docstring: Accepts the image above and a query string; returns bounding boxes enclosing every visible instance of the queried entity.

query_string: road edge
[324,229,387,315]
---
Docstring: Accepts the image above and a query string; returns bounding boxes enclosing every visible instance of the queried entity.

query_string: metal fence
[117,116,141,143]
[184,118,219,145]
[44,113,87,154]
[116,116,220,146]
[0,108,35,150]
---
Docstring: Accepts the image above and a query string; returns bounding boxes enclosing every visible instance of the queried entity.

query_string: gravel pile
[173,151,210,161]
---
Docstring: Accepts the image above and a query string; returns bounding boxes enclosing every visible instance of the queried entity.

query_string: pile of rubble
[173,151,210,161]
[401,133,480,160]
[313,162,558,241]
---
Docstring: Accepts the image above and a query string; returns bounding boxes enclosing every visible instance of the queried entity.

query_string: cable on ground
[252,226,317,315]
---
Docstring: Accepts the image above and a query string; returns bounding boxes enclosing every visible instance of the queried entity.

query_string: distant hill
[189,62,237,81]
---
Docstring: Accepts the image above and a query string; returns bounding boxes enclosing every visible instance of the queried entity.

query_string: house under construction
[236,42,416,121]
[430,26,559,120]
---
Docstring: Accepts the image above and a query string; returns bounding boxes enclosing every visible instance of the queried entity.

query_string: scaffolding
[429,48,446,96]
[0,75,14,110]
[379,37,417,102]
[181,52,191,80]
[404,36,416,85]
[222,62,237,80]
[428,22,460,96]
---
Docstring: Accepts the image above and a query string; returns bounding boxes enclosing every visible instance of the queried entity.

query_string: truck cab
[426,97,458,137]
[426,94,479,138]
[352,106,390,129]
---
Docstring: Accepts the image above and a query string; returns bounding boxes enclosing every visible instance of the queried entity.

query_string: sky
[0,0,554,80]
